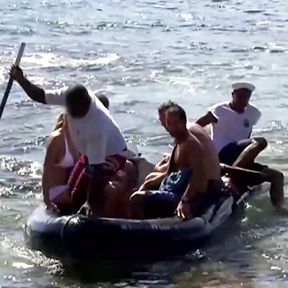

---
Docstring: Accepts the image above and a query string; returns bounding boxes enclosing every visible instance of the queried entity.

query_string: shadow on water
[57,253,208,285]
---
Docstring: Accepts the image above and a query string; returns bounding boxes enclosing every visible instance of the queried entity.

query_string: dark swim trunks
[189,179,226,217]
[144,169,191,219]
[219,140,267,171]
[144,177,226,219]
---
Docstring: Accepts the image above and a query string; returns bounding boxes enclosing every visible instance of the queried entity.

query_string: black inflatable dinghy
[24,188,253,260]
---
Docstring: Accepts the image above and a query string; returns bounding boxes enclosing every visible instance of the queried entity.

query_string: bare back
[188,123,221,180]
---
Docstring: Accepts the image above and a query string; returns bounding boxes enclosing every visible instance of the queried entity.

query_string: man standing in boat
[196,82,284,209]
[130,104,225,219]
[10,66,128,216]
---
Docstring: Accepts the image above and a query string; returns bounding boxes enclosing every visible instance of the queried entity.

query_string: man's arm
[154,155,170,173]
[195,111,217,127]
[10,66,66,105]
[250,104,262,125]
[10,66,46,104]
[139,172,166,191]
[176,140,206,219]
[220,163,266,185]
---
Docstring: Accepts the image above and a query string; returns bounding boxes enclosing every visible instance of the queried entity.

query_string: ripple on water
[1,0,288,286]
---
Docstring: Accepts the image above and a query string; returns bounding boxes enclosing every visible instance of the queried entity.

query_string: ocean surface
[1,0,288,287]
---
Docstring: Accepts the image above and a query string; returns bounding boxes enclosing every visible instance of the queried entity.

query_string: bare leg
[129,191,147,219]
[80,165,112,216]
[52,191,73,214]
[221,164,267,186]
[101,167,136,218]
[262,167,284,208]
[222,164,285,209]
[136,159,155,186]
[233,137,267,168]
[123,160,138,189]
[101,181,131,218]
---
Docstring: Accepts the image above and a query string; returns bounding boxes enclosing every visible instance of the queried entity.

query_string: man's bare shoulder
[188,123,207,134]
[182,135,203,154]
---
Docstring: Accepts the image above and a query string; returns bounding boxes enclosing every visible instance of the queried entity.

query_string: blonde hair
[53,113,65,131]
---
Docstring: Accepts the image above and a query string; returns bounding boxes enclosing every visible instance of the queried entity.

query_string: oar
[0,42,26,119]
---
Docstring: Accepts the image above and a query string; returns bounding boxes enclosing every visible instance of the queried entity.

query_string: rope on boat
[60,214,82,247]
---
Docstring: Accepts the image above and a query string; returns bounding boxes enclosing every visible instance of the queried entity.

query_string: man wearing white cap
[196,82,285,209]
[196,82,265,167]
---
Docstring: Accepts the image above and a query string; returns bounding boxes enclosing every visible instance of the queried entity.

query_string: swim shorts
[144,179,226,219]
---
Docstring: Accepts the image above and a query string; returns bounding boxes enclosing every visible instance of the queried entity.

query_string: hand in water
[176,200,192,219]
[78,201,96,217]
[10,65,24,82]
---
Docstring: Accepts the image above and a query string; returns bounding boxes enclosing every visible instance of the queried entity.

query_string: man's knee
[124,160,134,172]
[271,170,284,183]
[254,137,268,150]
[130,191,146,207]
[264,168,284,183]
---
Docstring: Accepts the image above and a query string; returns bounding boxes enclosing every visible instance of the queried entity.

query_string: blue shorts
[144,190,182,219]
[144,180,226,219]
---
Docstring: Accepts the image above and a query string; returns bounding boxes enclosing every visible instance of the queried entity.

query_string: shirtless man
[10,66,128,217]
[130,104,224,219]
[142,101,177,184]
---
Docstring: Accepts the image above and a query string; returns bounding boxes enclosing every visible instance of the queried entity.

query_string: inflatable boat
[24,188,253,260]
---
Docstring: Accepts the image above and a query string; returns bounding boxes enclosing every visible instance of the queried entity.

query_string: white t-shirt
[45,90,127,165]
[208,101,261,153]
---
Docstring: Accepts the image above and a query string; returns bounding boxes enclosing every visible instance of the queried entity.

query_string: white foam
[22,52,120,70]
[0,66,6,86]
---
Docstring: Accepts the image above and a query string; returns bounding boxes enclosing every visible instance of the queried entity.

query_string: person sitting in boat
[10,66,128,217]
[42,113,79,212]
[195,82,284,209]
[43,93,115,213]
[142,101,177,184]
[154,101,176,171]
[130,104,225,219]
[94,92,147,188]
